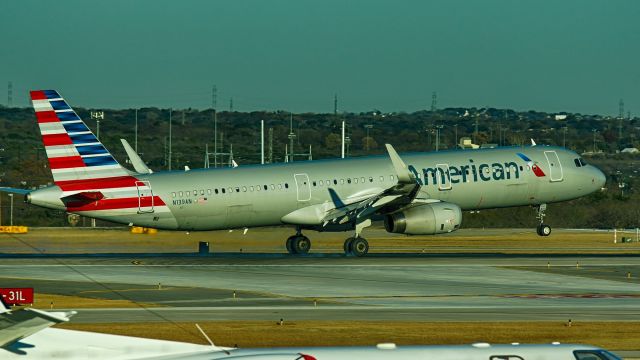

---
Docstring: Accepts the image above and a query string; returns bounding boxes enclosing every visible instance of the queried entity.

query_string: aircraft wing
[321,144,421,226]
[0,298,76,350]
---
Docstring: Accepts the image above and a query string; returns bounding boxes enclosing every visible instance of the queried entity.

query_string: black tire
[536,224,542,236]
[540,224,551,237]
[286,236,297,254]
[343,237,355,255]
[293,236,311,254]
[350,237,369,257]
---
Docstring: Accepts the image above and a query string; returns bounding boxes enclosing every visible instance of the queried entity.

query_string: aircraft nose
[592,167,606,189]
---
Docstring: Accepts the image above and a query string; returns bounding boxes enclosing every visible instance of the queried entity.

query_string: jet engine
[384,202,462,235]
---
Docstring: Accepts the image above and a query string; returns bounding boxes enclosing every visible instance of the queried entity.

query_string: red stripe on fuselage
[56,176,140,191]
[49,156,85,169]
[36,111,59,123]
[42,133,73,146]
[66,196,166,212]
[30,91,47,100]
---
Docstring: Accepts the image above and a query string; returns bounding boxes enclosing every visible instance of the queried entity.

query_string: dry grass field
[58,321,640,350]
[1,226,639,254]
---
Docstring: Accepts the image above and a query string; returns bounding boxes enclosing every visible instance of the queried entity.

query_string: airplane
[0,90,606,256]
[0,300,624,359]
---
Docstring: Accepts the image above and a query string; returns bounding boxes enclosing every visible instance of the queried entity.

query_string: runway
[2,255,639,323]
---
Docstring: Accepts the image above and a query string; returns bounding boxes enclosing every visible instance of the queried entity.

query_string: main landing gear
[286,227,311,255]
[535,204,551,237]
[343,219,372,257]
[343,237,369,257]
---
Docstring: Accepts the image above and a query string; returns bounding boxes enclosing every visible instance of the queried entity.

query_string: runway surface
[1,255,639,323]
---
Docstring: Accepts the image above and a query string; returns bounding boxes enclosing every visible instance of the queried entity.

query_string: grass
[58,321,640,350]
[2,227,639,254]
[25,293,159,309]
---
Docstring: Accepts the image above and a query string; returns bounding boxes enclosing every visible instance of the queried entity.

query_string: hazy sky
[1,1,638,115]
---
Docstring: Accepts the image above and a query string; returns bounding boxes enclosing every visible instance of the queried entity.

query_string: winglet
[328,188,346,208]
[0,296,9,314]
[385,144,415,184]
[530,139,537,146]
[121,139,152,174]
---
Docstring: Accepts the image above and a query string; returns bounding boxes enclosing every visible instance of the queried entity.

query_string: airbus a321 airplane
[1,90,606,256]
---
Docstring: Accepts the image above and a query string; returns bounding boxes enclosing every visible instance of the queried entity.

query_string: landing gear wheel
[349,237,369,257]
[537,224,551,237]
[292,236,311,254]
[343,237,355,254]
[286,236,297,254]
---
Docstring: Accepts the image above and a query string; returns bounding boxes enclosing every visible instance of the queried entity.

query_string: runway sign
[0,288,34,305]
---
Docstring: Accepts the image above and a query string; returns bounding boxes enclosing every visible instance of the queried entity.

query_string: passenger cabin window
[221,188,226,194]
[171,192,176,198]
[207,189,212,195]
[186,191,190,196]
[242,186,247,192]
[285,183,289,189]
[264,185,268,191]
[215,189,219,194]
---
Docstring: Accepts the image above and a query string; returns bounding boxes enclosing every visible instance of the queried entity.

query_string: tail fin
[30,90,129,185]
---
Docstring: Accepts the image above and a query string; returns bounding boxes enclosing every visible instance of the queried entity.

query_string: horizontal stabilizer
[0,188,30,195]
[121,139,152,174]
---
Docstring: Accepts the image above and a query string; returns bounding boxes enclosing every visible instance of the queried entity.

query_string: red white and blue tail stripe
[30,90,129,184]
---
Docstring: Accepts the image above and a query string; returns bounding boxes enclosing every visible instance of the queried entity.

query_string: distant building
[554,114,568,121]
[621,147,639,154]
[458,137,479,149]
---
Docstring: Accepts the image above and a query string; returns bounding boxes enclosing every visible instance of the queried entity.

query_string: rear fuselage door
[544,151,563,182]
[135,180,155,213]
[294,173,311,202]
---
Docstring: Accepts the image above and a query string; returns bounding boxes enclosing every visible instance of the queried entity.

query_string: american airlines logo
[410,160,522,186]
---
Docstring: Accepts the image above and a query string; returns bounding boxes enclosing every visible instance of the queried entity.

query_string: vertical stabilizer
[30,90,129,185]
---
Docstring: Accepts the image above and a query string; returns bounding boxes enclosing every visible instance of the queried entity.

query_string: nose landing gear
[535,204,551,237]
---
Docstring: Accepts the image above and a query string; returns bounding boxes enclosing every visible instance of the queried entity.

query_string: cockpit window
[574,350,622,360]
[574,159,581,167]
[579,158,587,166]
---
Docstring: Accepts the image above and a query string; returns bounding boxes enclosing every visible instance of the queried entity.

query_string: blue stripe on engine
[82,155,117,166]
[70,133,97,144]
[50,100,71,111]
[76,144,109,156]
[63,122,89,133]
[57,112,81,121]
[43,90,61,99]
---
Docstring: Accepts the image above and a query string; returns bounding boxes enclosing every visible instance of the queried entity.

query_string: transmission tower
[431,91,437,112]
[334,93,338,115]
[229,97,234,112]
[619,99,625,141]
[7,81,12,107]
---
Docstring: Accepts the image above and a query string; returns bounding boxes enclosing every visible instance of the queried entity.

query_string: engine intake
[384,202,462,235]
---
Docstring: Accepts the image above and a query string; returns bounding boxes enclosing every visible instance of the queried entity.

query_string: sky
[1,1,639,115]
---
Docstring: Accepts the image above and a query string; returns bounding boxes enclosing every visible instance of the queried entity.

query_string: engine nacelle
[384,202,462,235]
